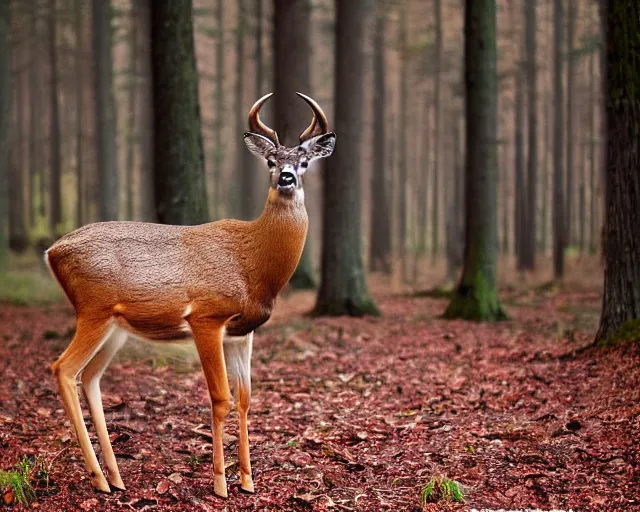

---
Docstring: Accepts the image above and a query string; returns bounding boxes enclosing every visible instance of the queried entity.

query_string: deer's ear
[302,132,336,163]
[244,132,277,159]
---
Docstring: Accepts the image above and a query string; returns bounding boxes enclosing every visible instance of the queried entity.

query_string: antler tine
[248,93,279,146]
[296,92,329,143]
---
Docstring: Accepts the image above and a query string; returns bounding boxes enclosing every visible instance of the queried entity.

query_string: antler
[297,92,329,144]
[248,93,279,146]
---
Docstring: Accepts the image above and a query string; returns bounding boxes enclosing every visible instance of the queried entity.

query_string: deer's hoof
[106,468,126,491]
[214,474,228,498]
[91,473,111,493]
[240,472,255,493]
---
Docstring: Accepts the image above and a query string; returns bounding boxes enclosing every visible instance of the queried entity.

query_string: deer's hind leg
[224,332,254,493]
[81,328,128,490]
[50,315,115,492]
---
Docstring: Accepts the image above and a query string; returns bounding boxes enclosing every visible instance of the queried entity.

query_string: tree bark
[523,0,537,269]
[137,0,155,222]
[444,0,506,322]
[369,6,391,274]
[0,0,10,270]
[514,64,525,269]
[396,4,408,282]
[313,0,378,317]
[211,0,224,220]
[273,0,316,289]
[150,0,208,225]
[595,0,640,344]
[93,0,118,221]
[565,0,577,247]
[553,0,565,279]
[431,0,442,263]
[75,0,84,227]
[9,40,27,252]
[49,0,62,236]
[125,4,138,221]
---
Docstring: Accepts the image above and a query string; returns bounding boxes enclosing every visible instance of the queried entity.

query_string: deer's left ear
[302,132,336,163]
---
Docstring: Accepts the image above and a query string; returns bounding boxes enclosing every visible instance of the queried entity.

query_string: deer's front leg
[189,318,231,498]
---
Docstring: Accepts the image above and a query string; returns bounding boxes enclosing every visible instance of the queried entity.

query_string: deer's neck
[247,188,308,296]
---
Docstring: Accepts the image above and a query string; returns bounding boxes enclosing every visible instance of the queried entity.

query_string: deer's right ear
[244,132,277,159]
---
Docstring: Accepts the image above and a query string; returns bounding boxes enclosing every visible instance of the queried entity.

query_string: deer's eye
[267,160,276,168]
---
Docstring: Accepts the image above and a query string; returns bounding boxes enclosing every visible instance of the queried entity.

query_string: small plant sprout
[0,456,36,505]
[420,475,465,505]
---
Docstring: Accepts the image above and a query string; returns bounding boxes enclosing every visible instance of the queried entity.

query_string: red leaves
[1,293,640,510]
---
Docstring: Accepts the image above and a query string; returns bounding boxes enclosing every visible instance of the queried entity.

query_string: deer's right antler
[248,93,279,146]
[297,92,329,143]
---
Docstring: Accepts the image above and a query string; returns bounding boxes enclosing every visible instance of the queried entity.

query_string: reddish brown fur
[47,188,308,338]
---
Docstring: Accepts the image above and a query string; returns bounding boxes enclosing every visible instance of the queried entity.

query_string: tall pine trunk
[313,0,378,317]
[273,0,316,289]
[9,43,27,251]
[431,0,442,263]
[125,4,138,221]
[444,0,506,322]
[93,0,118,221]
[0,0,10,270]
[212,0,224,220]
[75,0,84,227]
[514,65,525,268]
[552,0,565,279]
[396,5,408,282]
[49,0,62,236]
[523,0,537,269]
[137,0,155,222]
[595,0,640,344]
[369,7,391,274]
[588,51,597,255]
[150,0,208,225]
[565,0,576,247]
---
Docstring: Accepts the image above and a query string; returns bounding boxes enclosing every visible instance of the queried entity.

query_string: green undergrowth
[420,475,465,505]
[0,272,64,306]
[0,457,35,505]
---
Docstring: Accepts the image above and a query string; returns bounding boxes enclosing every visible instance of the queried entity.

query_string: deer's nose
[277,171,297,188]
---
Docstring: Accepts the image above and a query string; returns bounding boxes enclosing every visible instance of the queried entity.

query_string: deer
[45,92,336,498]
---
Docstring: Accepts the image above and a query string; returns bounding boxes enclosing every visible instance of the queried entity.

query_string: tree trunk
[49,0,62,236]
[565,0,576,247]
[514,65,525,269]
[431,0,442,263]
[588,50,597,255]
[9,42,27,252]
[595,0,640,344]
[136,0,155,222]
[541,94,550,254]
[396,4,408,282]
[75,0,84,227]
[93,0,118,221]
[445,108,463,284]
[444,0,506,322]
[523,0,537,269]
[29,0,44,223]
[552,0,565,279]
[150,0,208,225]
[313,0,378,317]
[273,0,317,289]
[125,4,138,221]
[0,0,10,270]
[211,0,224,220]
[369,7,391,274]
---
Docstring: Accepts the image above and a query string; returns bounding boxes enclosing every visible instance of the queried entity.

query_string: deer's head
[244,93,336,197]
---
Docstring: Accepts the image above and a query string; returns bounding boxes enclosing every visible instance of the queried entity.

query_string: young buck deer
[46,93,336,498]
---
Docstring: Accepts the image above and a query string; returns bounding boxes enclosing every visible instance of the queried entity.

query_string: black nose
[277,171,297,188]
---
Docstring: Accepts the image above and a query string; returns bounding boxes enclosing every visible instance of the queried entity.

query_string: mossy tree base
[443,286,508,322]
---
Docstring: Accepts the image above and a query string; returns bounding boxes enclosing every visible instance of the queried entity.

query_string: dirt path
[1,290,638,511]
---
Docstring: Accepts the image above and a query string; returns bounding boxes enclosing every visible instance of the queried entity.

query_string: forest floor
[1,267,639,511]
